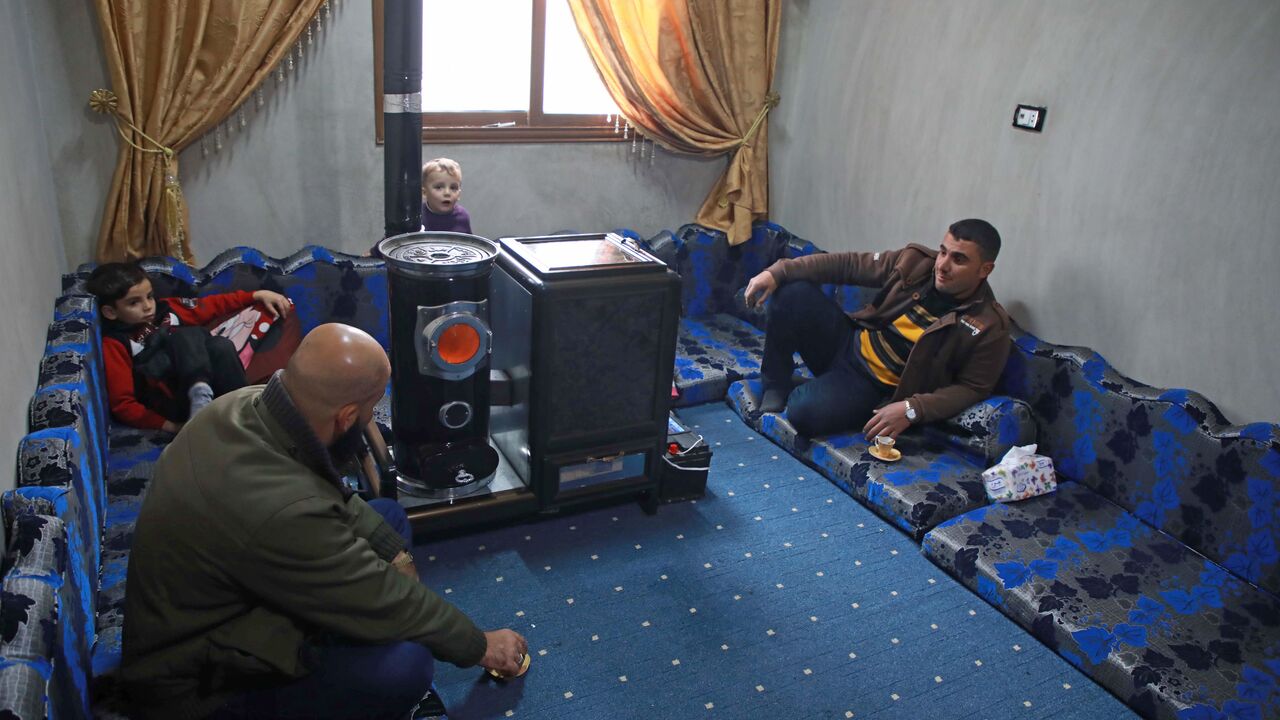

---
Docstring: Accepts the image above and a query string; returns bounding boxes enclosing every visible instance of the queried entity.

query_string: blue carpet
[416,403,1137,719]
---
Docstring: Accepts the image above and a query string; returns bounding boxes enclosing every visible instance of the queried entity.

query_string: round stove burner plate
[390,241,489,266]
[377,231,499,277]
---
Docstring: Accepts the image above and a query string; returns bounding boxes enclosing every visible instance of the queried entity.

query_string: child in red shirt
[87,263,292,433]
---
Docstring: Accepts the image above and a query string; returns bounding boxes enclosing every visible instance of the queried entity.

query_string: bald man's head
[282,324,391,445]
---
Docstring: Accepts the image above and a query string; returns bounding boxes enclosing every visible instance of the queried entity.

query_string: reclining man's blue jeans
[210,499,435,720]
[761,281,891,438]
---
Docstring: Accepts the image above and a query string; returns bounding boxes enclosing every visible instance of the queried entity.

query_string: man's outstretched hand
[863,400,911,441]
[743,271,779,308]
[480,629,528,677]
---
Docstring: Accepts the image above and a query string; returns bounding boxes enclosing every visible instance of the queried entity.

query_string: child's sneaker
[188,381,215,417]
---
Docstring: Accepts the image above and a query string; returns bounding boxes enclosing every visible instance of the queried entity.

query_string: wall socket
[1013,104,1046,132]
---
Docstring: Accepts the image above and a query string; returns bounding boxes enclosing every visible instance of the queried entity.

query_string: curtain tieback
[738,92,780,149]
[89,89,189,262]
[720,91,780,208]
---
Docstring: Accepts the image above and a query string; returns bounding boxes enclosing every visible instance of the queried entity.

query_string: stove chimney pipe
[382,0,423,239]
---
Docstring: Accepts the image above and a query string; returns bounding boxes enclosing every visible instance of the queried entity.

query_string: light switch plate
[1013,104,1047,132]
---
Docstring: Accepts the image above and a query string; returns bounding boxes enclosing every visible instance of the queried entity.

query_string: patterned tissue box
[982,444,1057,502]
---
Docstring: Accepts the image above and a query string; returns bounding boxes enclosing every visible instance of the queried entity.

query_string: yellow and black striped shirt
[857,288,956,386]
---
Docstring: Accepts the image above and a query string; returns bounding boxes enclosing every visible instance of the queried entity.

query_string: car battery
[658,414,712,503]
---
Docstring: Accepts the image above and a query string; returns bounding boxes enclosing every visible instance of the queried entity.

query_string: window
[373,0,622,144]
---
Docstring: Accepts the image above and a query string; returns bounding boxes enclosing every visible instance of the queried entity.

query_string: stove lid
[499,232,665,277]
[378,231,499,277]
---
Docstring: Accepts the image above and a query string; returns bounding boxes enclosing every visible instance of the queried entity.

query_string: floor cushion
[923,480,1280,720]
[674,314,767,407]
[728,378,991,538]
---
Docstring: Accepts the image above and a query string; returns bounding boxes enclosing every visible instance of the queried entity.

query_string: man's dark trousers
[210,499,436,720]
[761,281,890,438]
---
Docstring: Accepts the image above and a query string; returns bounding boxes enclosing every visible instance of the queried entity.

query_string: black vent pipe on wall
[383,0,423,239]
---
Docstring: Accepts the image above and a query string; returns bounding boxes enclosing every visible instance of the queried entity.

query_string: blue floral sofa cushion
[923,481,1280,720]
[653,221,818,318]
[674,314,767,407]
[2,489,95,719]
[921,395,1038,466]
[652,223,813,406]
[6,425,101,720]
[39,309,110,492]
[727,378,1033,538]
[654,223,882,407]
[999,330,1280,599]
[66,246,390,351]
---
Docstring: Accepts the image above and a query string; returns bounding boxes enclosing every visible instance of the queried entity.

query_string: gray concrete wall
[164,2,723,262]
[771,0,1280,424]
[27,0,115,269]
[0,3,73,495]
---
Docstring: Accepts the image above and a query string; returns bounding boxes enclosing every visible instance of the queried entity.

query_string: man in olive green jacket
[121,323,526,719]
[744,218,1011,440]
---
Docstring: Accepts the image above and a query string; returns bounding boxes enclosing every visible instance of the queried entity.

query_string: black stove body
[490,232,681,512]
[378,231,501,498]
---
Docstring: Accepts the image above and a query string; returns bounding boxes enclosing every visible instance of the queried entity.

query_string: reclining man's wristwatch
[904,400,917,423]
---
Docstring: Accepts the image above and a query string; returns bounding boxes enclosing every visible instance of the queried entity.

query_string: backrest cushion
[671,222,806,317]
[66,246,390,351]
[999,327,1280,595]
[40,313,109,481]
[924,395,1038,466]
[0,511,92,719]
[15,432,100,634]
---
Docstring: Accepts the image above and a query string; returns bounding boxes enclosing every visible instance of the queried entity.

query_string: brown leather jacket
[766,243,1011,424]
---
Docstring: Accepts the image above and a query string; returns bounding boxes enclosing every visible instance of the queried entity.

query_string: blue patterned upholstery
[643,222,821,319]
[727,378,1030,538]
[923,481,1280,720]
[658,223,854,408]
[15,432,101,591]
[921,394,1038,466]
[53,295,97,322]
[0,508,93,720]
[91,425,170,681]
[39,316,109,485]
[67,245,391,350]
[674,314,767,407]
[901,326,1280,720]
[657,224,884,410]
[998,328,1280,599]
[28,386,107,525]
[0,662,47,719]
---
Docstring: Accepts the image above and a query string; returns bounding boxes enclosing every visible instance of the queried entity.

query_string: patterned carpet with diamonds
[415,403,1136,719]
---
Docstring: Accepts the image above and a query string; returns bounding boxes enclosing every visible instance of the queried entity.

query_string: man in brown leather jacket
[744,218,1011,440]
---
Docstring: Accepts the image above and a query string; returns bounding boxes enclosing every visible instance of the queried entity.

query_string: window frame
[372,0,623,144]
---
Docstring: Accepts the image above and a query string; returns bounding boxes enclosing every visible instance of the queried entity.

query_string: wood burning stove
[378,231,501,498]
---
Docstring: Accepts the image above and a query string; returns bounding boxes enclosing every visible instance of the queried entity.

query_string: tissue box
[982,444,1057,502]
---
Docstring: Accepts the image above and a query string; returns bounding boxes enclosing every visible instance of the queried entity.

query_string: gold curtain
[568,0,781,245]
[93,0,326,263]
